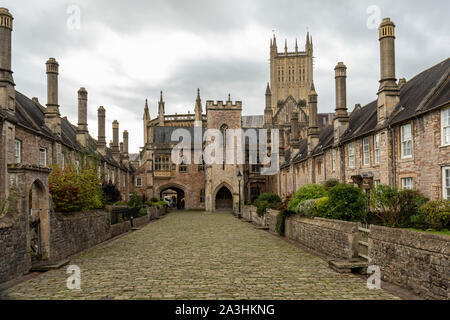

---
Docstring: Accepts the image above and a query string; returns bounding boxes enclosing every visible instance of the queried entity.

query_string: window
[179,161,187,173]
[317,160,322,176]
[332,150,336,172]
[443,167,450,200]
[61,153,65,168]
[39,148,46,166]
[14,139,21,164]
[200,189,205,203]
[374,134,380,164]
[136,177,142,187]
[374,180,381,187]
[442,108,450,146]
[155,156,170,171]
[401,177,413,190]
[251,164,261,173]
[348,143,355,168]
[363,137,370,166]
[400,124,412,158]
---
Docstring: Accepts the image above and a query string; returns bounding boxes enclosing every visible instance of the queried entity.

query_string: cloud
[4,0,450,153]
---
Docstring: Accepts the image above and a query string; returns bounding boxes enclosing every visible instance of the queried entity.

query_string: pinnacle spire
[228,93,231,102]
[284,39,288,53]
[160,90,163,102]
[309,81,317,96]
[295,38,298,52]
[273,34,277,48]
[265,82,271,95]
[145,98,148,110]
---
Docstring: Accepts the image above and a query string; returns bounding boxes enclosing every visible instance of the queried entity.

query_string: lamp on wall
[237,171,242,219]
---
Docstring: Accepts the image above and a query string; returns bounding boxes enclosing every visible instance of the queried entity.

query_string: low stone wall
[0,200,30,284]
[242,205,254,221]
[110,221,131,238]
[266,209,278,233]
[132,215,149,228]
[49,210,111,263]
[368,225,449,300]
[148,207,166,220]
[284,214,359,260]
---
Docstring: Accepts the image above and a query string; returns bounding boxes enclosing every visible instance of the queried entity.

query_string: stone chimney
[307,82,319,153]
[0,8,15,111]
[398,77,406,89]
[291,109,300,157]
[45,58,61,135]
[120,142,123,153]
[377,18,400,125]
[123,130,129,161]
[97,106,106,155]
[112,120,120,160]
[76,87,88,147]
[333,62,349,145]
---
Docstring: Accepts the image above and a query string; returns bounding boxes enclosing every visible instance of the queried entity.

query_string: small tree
[419,200,450,230]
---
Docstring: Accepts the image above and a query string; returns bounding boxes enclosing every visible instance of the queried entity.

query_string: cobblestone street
[1,211,399,300]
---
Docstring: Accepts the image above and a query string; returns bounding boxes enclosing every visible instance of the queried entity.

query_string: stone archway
[214,185,233,211]
[157,184,186,210]
[28,179,50,264]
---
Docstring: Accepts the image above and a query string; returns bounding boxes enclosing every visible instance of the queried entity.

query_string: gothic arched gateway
[215,186,233,211]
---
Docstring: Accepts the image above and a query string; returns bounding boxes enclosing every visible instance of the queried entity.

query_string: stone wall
[285,214,359,260]
[110,221,131,238]
[266,209,278,232]
[369,225,449,300]
[132,214,149,228]
[49,211,111,263]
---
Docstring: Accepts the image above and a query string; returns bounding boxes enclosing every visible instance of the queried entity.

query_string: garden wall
[369,225,449,300]
[49,210,112,262]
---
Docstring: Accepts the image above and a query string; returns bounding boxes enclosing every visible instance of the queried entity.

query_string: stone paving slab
[0,211,400,300]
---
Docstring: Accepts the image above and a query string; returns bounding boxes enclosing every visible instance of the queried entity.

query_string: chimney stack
[123,130,129,161]
[45,58,61,135]
[291,109,300,157]
[0,8,15,111]
[307,82,319,153]
[333,62,349,144]
[76,87,88,147]
[377,18,400,124]
[112,120,120,160]
[97,106,106,155]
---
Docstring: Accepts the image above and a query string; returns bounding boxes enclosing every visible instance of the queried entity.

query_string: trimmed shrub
[369,185,401,226]
[314,197,330,218]
[276,210,293,236]
[323,179,340,190]
[254,193,281,217]
[288,184,327,212]
[327,184,367,221]
[128,192,143,208]
[49,166,103,213]
[295,199,316,218]
[419,200,450,230]
[102,182,121,205]
[138,207,147,217]
[398,189,428,227]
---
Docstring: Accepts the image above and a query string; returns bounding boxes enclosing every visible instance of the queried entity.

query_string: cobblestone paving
[1,211,400,300]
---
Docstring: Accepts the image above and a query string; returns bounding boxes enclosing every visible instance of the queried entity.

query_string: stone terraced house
[0,8,135,280]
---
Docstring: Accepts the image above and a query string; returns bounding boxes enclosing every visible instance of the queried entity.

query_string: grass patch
[403,228,450,237]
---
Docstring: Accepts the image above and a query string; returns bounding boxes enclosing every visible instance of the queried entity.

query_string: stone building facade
[0,8,135,272]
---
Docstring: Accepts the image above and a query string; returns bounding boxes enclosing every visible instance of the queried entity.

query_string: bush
[150,197,159,203]
[277,194,293,212]
[128,192,143,208]
[369,185,401,226]
[313,197,330,218]
[0,196,15,217]
[295,199,316,218]
[102,182,121,205]
[327,184,367,221]
[323,179,340,190]
[254,193,281,217]
[49,166,103,213]
[276,210,293,236]
[398,190,428,227]
[419,200,450,230]
[138,207,147,217]
[288,184,327,212]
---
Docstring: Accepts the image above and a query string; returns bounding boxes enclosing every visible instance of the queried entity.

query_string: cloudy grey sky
[5,0,450,153]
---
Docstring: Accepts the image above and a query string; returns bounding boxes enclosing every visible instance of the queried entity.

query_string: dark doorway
[215,186,233,211]
[160,187,185,210]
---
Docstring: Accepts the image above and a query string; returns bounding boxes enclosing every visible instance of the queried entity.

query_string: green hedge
[287,184,327,212]
[254,193,281,217]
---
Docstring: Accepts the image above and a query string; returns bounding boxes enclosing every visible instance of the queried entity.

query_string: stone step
[254,226,269,230]
[242,219,252,223]
[328,258,368,274]
[30,258,70,272]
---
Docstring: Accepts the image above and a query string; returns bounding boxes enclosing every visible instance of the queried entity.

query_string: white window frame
[61,153,65,168]
[374,134,380,164]
[443,167,450,200]
[14,139,21,164]
[348,143,355,168]
[401,177,413,190]
[363,137,370,166]
[442,107,450,146]
[39,147,46,166]
[136,176,142,187]
[374,180,381,187]
[400,123,412,159]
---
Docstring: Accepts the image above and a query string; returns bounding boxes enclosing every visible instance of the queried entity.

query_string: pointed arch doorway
[215,186,233,211]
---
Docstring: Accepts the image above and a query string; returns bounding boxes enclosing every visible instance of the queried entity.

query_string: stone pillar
[0,8,15,111]
[97,106,106,155]
[76,87,88,147]
[45,58,61,135]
